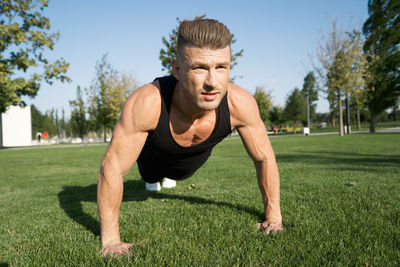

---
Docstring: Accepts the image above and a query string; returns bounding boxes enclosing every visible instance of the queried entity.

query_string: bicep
[237,119,275,163]
[101,121,148,176]
[100,83,160,176]
[231,89,275,163]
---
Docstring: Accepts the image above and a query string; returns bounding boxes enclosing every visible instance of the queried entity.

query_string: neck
[172,81,213,122]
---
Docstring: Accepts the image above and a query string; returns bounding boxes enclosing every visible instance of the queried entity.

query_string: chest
[169,109,218,147]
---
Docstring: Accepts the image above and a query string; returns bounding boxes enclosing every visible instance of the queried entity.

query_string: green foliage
[327,49,346,100]
[301,71,318,121]
[60,108,69,137]
[269,105,285,128]
[0,0,70,113]
[87,54,115,142]
[284,87,306,133]
[313,20,347,132]
[159,15,244,79]
[87,54,138,142]
[363,0,400,131]
[30,105,60,138]
[31,104,44,139]
[315,21,371,135]
[69,86,87,140]
[253,86,272,124]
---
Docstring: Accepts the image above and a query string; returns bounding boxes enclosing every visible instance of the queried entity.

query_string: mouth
[201,92,219,101]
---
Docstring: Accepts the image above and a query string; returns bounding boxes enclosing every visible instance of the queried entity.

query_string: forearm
[97,167,124,247]
[255,160,282,223]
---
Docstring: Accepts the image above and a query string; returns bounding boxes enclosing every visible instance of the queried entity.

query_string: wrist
[266,217,282,224]
[266,211,282,223]
[102,238,121,248]
[266,205,282,222]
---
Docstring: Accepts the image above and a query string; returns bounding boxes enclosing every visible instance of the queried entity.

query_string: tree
[107,71,139,124]
[44,108,57,136]
[301,71,319,125]
[284,87,306,134]
[346,30,370,130]
[253,86,273,125]
[326,87,338,128]
[0,0,70,113]
[87,54,114,142]
[389,97,399,121]
[55,109,60,136]
[327,49,348,136]
[363,0,400,132]
[69,86,87,140]
[313,20,371,136]
[313,20,347,136]
[30,105,62,139]
[59,108,66,138]
[269,105,285,131]
[31,104,44,139]
[87,54,138,142]
[159,15,244,79]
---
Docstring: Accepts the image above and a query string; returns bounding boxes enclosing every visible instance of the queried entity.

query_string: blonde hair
[177,19,232,57]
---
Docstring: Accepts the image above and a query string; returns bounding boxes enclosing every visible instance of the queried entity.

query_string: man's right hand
[101,242,136,256]
[257,221,284,235]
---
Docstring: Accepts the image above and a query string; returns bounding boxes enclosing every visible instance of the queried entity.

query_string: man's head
[177,19,232,59]
[172,19,232,113]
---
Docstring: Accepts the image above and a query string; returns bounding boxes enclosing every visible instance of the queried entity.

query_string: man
[97,18,283,256]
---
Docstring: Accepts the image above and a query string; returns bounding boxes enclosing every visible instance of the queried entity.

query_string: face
[172,45,231,112]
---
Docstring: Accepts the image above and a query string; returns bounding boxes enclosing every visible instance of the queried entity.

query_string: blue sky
[24,0,369,115]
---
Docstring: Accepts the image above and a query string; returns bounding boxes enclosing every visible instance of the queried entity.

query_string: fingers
[257,221,284,235]
[101,242,136,256]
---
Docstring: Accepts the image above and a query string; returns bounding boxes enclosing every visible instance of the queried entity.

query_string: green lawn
[0,134,399,266]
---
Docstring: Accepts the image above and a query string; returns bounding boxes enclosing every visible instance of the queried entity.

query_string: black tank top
[136,76,232,182]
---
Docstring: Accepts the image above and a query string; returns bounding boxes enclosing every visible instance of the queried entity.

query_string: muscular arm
[229,85,283,233]
[97,84,160,255]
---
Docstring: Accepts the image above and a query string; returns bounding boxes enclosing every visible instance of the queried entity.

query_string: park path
[227,127,400,140]
[309,127,400,136]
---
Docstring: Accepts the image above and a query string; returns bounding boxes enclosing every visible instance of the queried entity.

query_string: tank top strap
[214,91,231,137]
[155,75,177,112]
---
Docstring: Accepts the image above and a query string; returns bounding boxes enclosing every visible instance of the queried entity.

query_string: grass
[0,133,399,266]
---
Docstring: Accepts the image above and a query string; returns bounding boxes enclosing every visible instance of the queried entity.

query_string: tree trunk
[331,110,336,128]
[356,108,361,130]
[370,112,376,133]
[293,121,297,134]
[103,125,107,142]
[338,93,344,136]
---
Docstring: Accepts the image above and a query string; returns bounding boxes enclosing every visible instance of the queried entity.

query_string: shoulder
[119,81,161,132]
[227,83,260,128]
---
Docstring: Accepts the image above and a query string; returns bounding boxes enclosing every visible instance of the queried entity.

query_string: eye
[192,66,206,71]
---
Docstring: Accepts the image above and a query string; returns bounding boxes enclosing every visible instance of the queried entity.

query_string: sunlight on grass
[0,133,399,265]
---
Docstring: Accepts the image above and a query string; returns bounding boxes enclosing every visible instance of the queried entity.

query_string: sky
[23,0,369,115]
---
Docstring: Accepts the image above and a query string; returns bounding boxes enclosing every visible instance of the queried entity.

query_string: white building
[0,105,32,147]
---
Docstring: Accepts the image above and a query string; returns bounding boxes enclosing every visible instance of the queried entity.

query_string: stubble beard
[196,89,227,112]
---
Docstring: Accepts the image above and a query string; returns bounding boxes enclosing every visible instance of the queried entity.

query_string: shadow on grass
[58,180,262,237]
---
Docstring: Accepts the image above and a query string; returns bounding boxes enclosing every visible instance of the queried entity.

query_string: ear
[172,59,180,80]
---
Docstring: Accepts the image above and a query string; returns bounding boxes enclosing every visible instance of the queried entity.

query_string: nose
[204,69,218,90]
